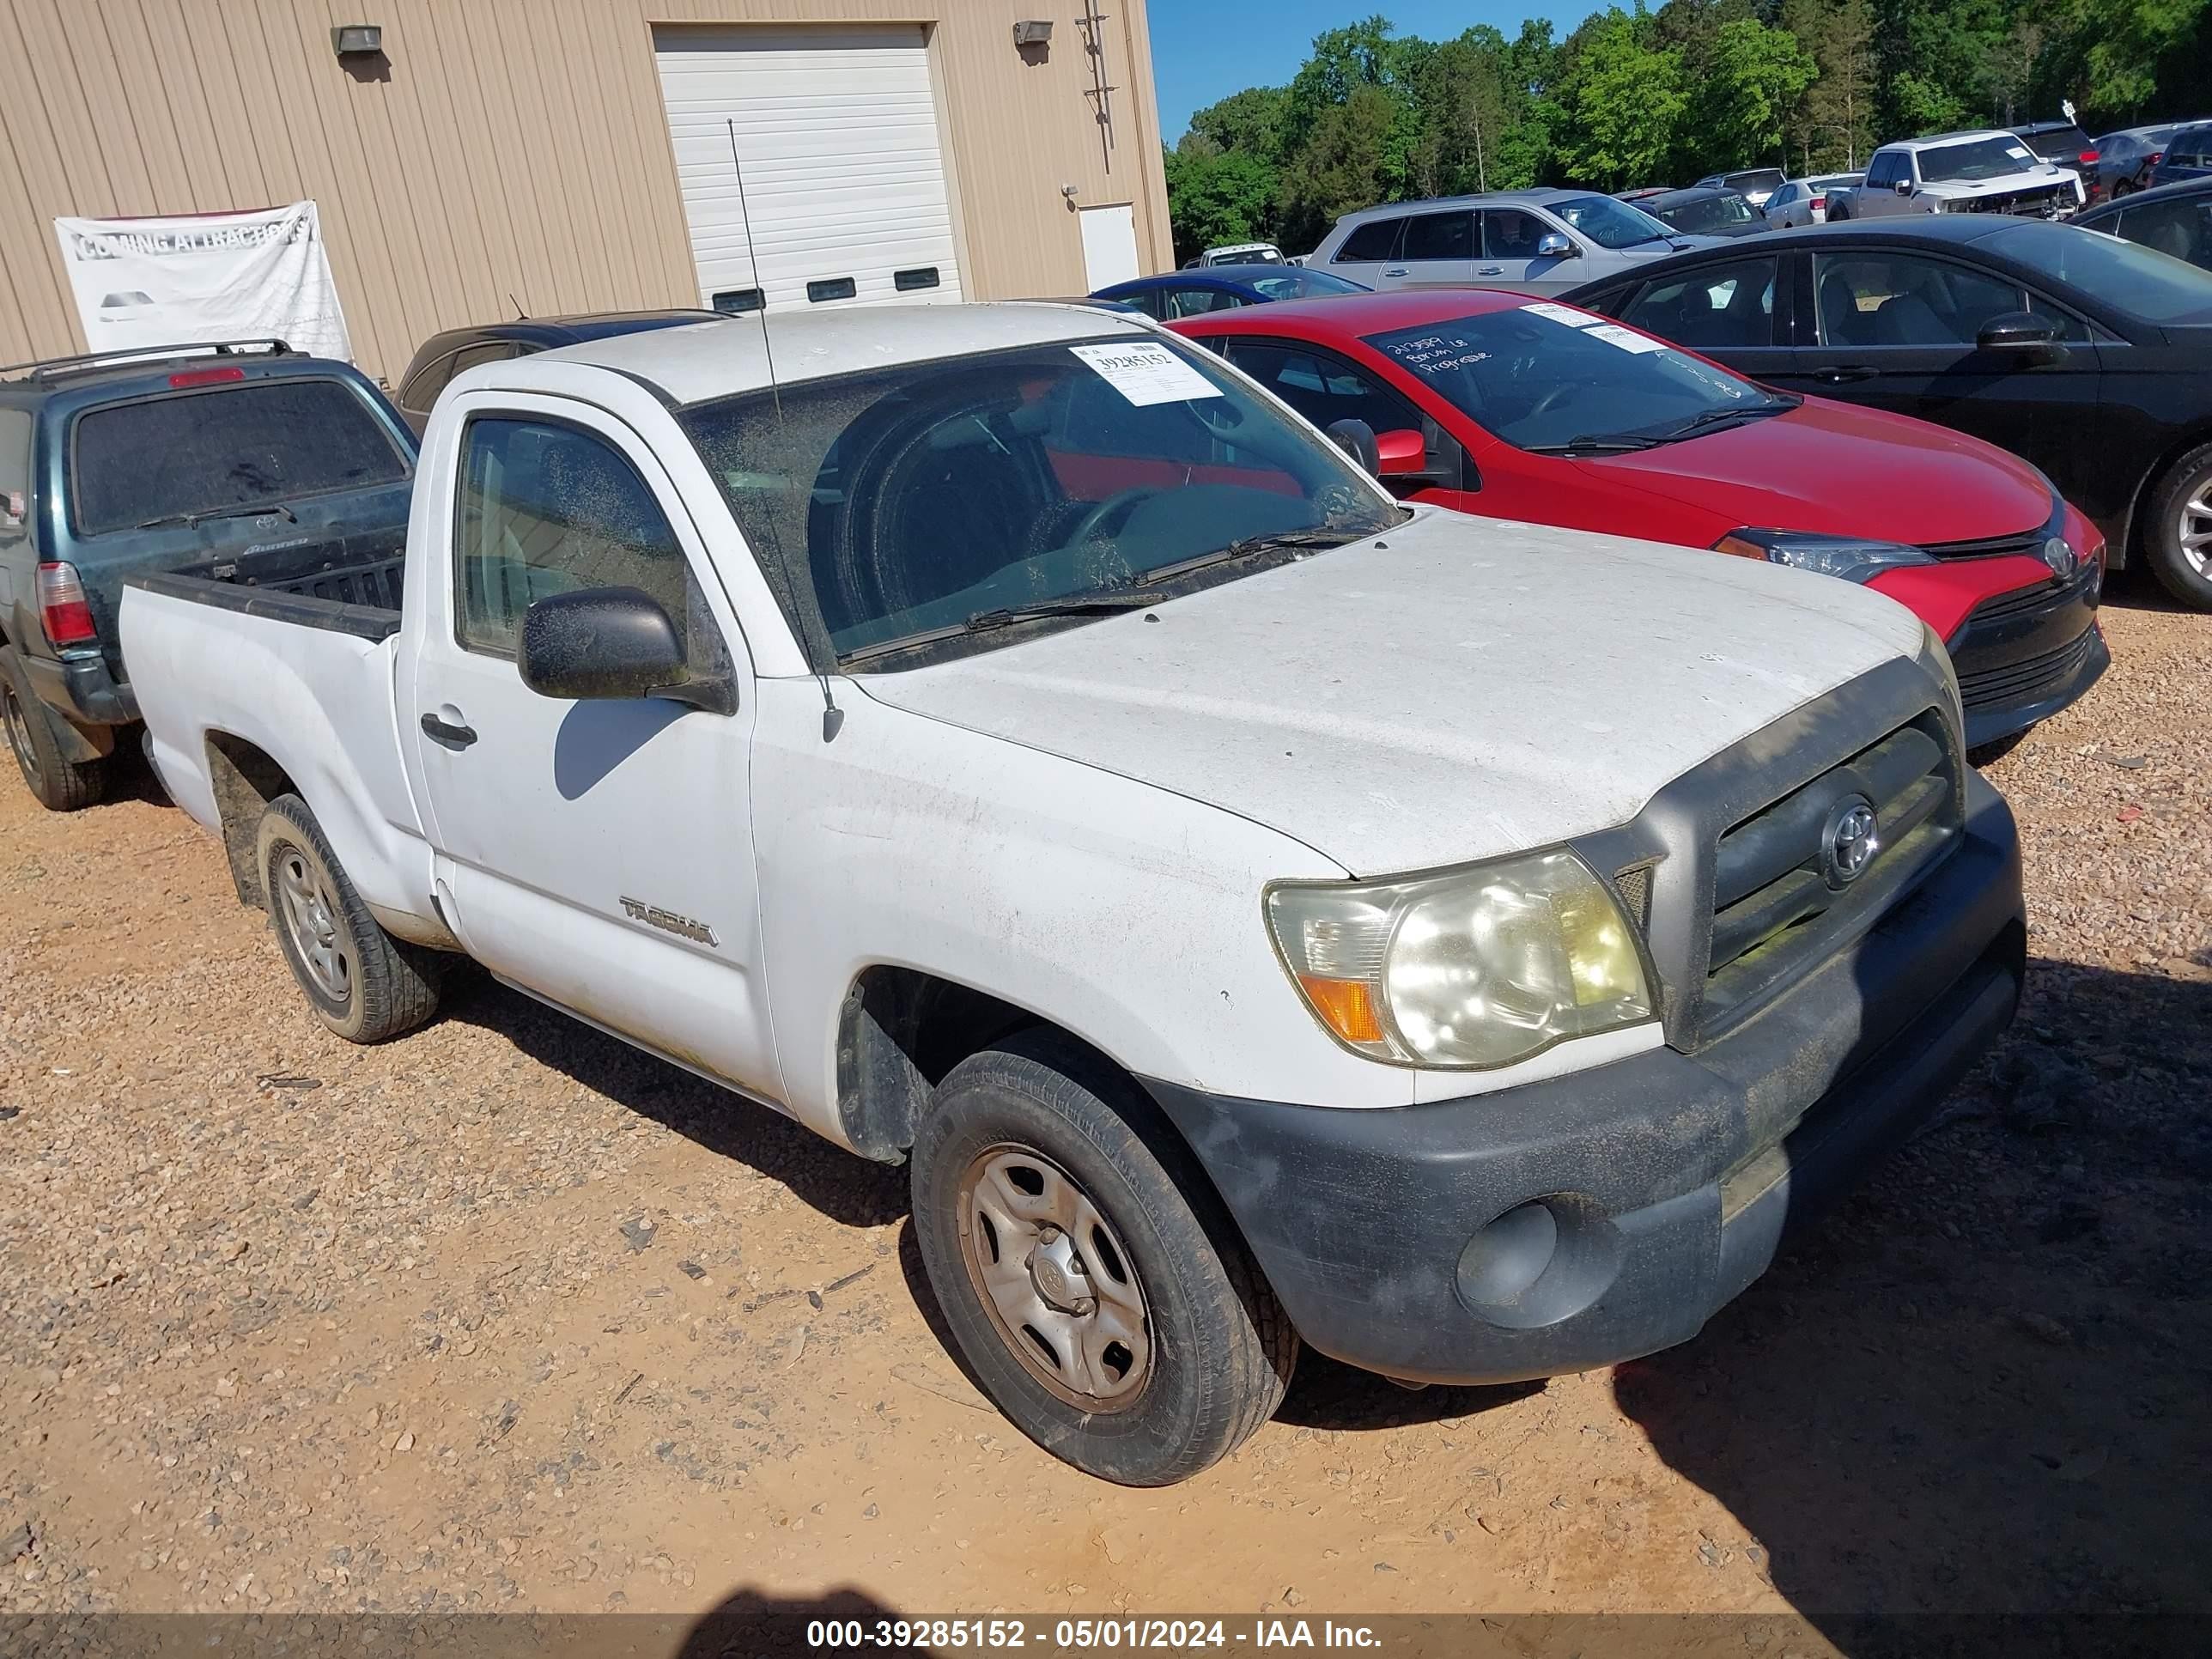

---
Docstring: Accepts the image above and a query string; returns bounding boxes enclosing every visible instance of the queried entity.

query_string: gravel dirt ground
[1,576,2206,1652]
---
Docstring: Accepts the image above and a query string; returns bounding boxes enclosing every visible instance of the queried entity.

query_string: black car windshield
[1918,137,2041,182]
[1985,222,2212,323]
[1244,268,1370,300]
[1365,305,1789,452]
[678,336,1397,666]
[1549,194,1676,249]
[1661,193,1761,234]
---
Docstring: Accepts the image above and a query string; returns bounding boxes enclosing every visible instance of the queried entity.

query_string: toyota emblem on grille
[1821,796,1881,887]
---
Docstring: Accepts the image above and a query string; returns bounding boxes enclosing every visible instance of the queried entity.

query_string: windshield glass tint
[1246,269,1370,300]
[1919,137,2040,182]
[1550,194,1674,248]
[1365,306,1771,450]
[1665,194,1759,233]
[678,337,1395,664]
[1987,222,2212,322]
[70,379,410,535]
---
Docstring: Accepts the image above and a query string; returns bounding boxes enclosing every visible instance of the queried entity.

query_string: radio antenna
[727,119,781,419]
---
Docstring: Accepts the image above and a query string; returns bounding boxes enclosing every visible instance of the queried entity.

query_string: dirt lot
[2,578,2207,1648]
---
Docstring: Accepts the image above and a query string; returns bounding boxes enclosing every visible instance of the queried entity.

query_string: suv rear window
[2014,125,2093,160]
[71,378,410,535]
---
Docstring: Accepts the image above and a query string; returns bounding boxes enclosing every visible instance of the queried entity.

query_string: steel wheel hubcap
[2181,477,2212,577]
[956,1144,1152,1410]
[274,844,352,1002]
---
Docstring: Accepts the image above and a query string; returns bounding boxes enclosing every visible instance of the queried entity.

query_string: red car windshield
[1364,305,1795,453]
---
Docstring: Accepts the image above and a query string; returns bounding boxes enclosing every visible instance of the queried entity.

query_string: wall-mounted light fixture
[1013,20,1054,47]
[331,23,383,58]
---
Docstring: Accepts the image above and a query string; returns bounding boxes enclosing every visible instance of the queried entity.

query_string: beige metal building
[0,0,1173,381]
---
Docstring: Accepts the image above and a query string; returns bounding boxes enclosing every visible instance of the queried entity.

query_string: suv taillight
[37,562,96,646]
[2078,149,2100,164]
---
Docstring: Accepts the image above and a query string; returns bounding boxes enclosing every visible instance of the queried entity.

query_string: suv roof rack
[0,338,295,384]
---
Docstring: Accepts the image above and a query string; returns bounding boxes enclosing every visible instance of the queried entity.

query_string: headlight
[1716,528,1938,585]
[1266,850,1654,1069]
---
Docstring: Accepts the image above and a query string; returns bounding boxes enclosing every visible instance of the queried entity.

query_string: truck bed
[128,534,406,643]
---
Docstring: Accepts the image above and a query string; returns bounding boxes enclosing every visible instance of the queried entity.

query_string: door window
[453,417,694,658]
[1812,252,2023,347]
[1164,286,1246,319]
[1623,257,1778,347]
[1401,211,1474,262]
[1864,152,1905,190]
[1226,343,1424,437]
[2115,196,2212,270]
[1480,210,1547,259]
[1334,217,1404,263]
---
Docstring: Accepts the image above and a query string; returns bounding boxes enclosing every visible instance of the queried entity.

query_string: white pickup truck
[122,304,2026,1486]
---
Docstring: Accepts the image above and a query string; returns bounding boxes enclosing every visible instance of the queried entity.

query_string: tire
[909,1029,1297,1486]
[0,647,109,811]
[254,793,440,1043]
[2143,441,2212,610]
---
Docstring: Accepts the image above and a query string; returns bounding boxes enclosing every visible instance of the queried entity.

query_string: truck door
[405,392,783,1105]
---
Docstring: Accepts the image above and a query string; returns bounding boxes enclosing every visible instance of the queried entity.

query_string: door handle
[1478,266,1505,276]
[1382,266,1408,276]
[1815,365,1878,384]
[420,712,478,750]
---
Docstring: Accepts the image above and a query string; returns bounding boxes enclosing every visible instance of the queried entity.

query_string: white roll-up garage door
[653,25,964,315]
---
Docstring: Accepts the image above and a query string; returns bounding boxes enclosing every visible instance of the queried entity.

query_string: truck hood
[1920,169,2069,197]
[855,508,1924,875]
[1577,395,2054,546]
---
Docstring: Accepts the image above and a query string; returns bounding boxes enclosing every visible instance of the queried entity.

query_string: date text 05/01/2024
[804,1617,1386,1650]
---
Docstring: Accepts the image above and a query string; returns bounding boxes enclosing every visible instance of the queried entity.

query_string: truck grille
[1951,183,2071,217]
[1701,714,1962,1031]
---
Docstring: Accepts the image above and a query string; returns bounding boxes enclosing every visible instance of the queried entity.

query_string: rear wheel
[909,1030,1296,1486]
[2144,441,2212,610]
[0,647,108,811]
[254,793,440,1042]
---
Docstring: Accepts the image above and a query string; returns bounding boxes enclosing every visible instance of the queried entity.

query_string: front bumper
[1145,772,2024,1386]
[1948,562,2107,748]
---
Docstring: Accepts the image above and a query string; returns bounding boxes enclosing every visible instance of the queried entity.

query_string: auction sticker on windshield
[1523,301,1600,328]
[1070,342,1222,406]
[1584,323,1668,354]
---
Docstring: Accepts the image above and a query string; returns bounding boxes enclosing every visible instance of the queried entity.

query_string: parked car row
[100,301,2031,1490]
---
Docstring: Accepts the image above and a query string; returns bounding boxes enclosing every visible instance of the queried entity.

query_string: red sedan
[1167,289,2107,750]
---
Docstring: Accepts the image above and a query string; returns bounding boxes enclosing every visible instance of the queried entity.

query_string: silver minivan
[1308,189,1715,296]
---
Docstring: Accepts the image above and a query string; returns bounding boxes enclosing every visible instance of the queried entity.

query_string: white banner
[52,202,352,362]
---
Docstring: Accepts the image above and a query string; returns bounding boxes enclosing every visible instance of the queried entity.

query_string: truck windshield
[677,336,1398,666]
[70,378,410,536]
[1917,137,2040,182]
[1365,305,1794,453]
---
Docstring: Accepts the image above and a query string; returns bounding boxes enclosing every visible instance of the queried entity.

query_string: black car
[1636,186,1768,239]
[1562,216,2212,608]
[2073,175,2212,273]
[391,310,724,433]
[2009,119,2100,191]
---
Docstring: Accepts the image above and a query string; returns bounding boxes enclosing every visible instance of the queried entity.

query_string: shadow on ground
[1613,958,2212,1650]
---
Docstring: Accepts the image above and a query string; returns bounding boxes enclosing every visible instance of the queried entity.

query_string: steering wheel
[1067,485,1164,546]
[1525,381,1579,422]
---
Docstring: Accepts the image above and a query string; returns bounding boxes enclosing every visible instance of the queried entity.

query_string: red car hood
[1576,394,2053,545]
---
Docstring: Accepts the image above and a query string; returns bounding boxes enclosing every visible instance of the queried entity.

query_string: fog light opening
[1455,1194,1623,1330]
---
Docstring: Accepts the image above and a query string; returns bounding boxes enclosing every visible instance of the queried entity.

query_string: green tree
[1554,10,1689,189]
[1784,0,1875,168]
[1161,146,1280,263]
[1692,17,1820,170]
[1184,86,1291,163]
[1278,83,1417,251]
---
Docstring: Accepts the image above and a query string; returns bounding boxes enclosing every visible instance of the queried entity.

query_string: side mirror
[1375,428,1427,476]
[1977,310,2063,362]
[1893,178,1914,195]
[520,586,692,703]
[1323,417,1380,475]
[1535,232,1577,258]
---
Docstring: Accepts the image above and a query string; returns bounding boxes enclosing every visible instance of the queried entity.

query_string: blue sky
[1148,2,1602,141]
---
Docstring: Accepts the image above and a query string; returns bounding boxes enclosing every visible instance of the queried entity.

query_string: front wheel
[2144,441,2212,610]
[909,1030,1297,1486]
[254,793,441,1042]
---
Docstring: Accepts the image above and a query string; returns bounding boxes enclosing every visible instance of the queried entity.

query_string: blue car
[1091,267,1370,321]
[2151,122,2212,186]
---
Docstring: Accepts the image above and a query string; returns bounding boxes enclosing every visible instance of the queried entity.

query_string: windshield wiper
[1136,528,1364,586]
[840,592,1160,665]
[134,500,297,531]
[1521,434,1668,454]
[1660,400,1799,441]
